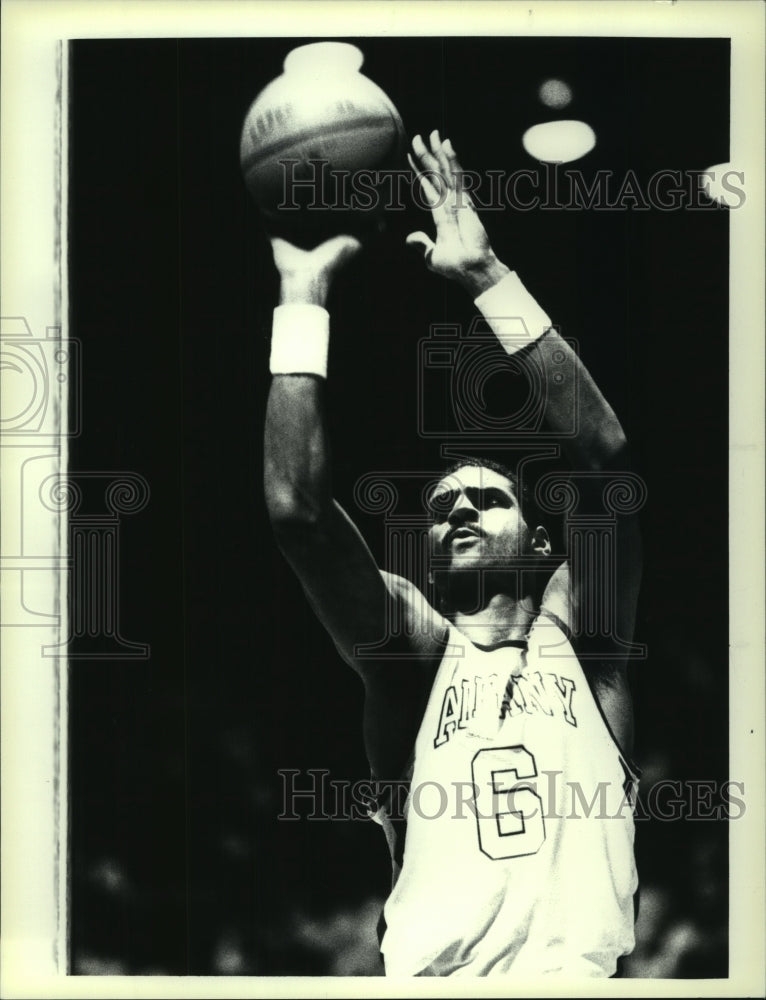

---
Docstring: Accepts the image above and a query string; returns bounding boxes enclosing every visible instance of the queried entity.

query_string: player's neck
[451,592,538,647]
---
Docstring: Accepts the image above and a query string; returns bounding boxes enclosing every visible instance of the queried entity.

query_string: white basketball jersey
[377,613,638,977]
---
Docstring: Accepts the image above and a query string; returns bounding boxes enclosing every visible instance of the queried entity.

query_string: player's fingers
[405,230,436,267]
[430,130,454,190]
[409,151,456,237]
[443,140,477,211]
[408,152,442,210]
[442,137,464,175]
[411,134,446,194]
[442,137,472,203]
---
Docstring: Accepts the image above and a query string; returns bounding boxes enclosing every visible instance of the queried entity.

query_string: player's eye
[479,489,511,510]
[427,491,456,522]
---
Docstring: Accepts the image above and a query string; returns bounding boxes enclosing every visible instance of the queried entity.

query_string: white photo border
[1,1,763,997]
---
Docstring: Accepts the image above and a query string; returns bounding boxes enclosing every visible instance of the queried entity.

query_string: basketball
[240,43,405,220]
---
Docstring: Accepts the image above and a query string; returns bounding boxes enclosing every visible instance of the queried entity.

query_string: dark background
[69,36,730,976]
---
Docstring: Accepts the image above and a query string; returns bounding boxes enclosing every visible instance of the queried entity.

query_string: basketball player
[264,131,642,977]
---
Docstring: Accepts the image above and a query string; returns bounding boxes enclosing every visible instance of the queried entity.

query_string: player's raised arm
[263,234,445,678]
[407,131,627,468]
[407,132,642,657]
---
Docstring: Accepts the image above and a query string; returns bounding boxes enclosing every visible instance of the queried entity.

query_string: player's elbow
[595,425,630,472]
[266,482,326,536]
[569,403,629,472]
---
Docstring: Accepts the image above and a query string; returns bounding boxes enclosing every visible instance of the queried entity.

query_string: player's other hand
[271,234,362,306]
[407,131,509,297]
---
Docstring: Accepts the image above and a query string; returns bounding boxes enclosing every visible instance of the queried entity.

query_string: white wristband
[269,303,330,377]
[474,271,552,355]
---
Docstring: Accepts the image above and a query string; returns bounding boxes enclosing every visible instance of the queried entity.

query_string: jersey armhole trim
[590,687,641,780]
[536,609,641,778]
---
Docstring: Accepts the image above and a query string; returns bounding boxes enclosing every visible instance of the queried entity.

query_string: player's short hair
[440,456,535,525]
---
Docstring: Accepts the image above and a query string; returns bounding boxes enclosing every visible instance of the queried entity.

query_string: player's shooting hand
[407,131,509,297]
[271,234,362,306]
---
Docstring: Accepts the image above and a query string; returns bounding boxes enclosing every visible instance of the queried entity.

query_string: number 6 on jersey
[471,745,546,860]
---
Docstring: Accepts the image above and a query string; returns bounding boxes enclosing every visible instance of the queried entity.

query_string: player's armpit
[355,572,445,781]
[540,559,573,633]
[581,659,636,760]
[547,554,637,756]
[272,500,446,679]
[379,570,449,660]
[559,463,643,665]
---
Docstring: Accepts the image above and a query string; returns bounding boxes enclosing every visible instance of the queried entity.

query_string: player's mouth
[446,526,483,548]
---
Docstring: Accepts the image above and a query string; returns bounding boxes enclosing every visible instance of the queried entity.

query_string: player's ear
[530,525,551,557]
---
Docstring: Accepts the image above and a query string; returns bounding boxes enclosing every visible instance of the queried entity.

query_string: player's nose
[447,491,479,523]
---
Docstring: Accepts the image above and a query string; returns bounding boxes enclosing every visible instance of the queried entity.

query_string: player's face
[426,466,532,572]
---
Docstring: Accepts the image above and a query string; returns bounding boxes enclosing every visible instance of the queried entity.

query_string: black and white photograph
[1,1,764,995]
